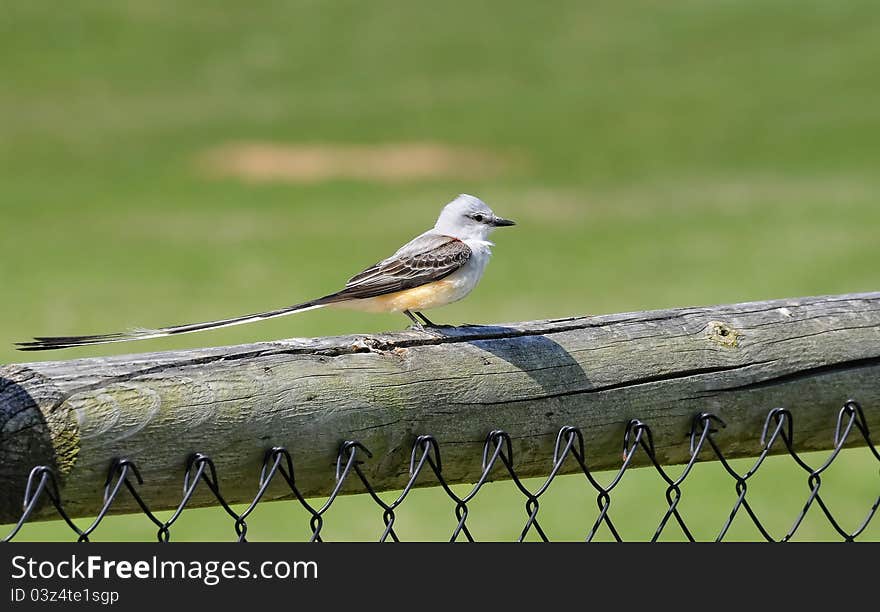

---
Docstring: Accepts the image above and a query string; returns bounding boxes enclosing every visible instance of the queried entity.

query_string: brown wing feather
[334,238,471,301]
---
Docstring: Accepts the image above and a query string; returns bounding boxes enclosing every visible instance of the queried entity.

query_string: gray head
[433,194,516,241]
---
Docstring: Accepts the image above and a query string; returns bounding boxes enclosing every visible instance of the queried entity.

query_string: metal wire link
[2,401,877,542]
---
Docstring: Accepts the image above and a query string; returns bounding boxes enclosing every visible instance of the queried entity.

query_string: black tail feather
[15,296,337,352]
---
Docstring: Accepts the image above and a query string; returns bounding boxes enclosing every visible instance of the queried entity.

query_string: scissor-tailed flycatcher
[17,194,515,351]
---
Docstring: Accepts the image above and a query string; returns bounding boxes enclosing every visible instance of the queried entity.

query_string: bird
[16,194,516,351]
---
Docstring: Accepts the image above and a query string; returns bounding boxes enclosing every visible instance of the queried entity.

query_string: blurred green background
[2,1,878,541]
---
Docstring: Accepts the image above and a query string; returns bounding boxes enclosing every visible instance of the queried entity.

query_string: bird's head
[434,194,516,241]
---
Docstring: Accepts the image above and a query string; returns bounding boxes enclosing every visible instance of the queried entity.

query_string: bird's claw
[406,324,447,336]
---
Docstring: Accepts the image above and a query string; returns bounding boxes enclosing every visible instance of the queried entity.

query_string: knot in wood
[706,320,740,348]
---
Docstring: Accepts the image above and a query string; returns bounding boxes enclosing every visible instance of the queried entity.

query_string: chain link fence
[3,401,877,542]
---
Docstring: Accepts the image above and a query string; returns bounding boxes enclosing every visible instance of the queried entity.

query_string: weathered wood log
[2,292,879,523]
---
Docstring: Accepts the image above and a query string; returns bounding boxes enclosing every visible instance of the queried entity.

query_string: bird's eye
[472,214,484,222]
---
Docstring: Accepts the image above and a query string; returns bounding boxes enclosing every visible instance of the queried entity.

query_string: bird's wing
[334,233,471,300]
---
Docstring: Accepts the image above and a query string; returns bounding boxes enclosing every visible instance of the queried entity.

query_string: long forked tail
[16,295,340,351]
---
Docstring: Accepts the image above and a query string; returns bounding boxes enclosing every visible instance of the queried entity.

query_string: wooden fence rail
[1,292,878,523]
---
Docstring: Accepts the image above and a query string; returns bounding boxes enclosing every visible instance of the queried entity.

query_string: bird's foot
[403,310,454,334]
[413,311,455,329]
[406,324,447,336]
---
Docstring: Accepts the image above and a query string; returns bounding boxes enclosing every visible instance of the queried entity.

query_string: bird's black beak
[491,215,516,227]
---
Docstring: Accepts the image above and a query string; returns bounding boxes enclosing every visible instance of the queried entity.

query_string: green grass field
[2,1,878,541]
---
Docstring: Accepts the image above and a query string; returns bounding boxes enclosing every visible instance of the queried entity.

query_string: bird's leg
[415,311,455,329]
[403,309,425,330]
[414,311,437,327]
